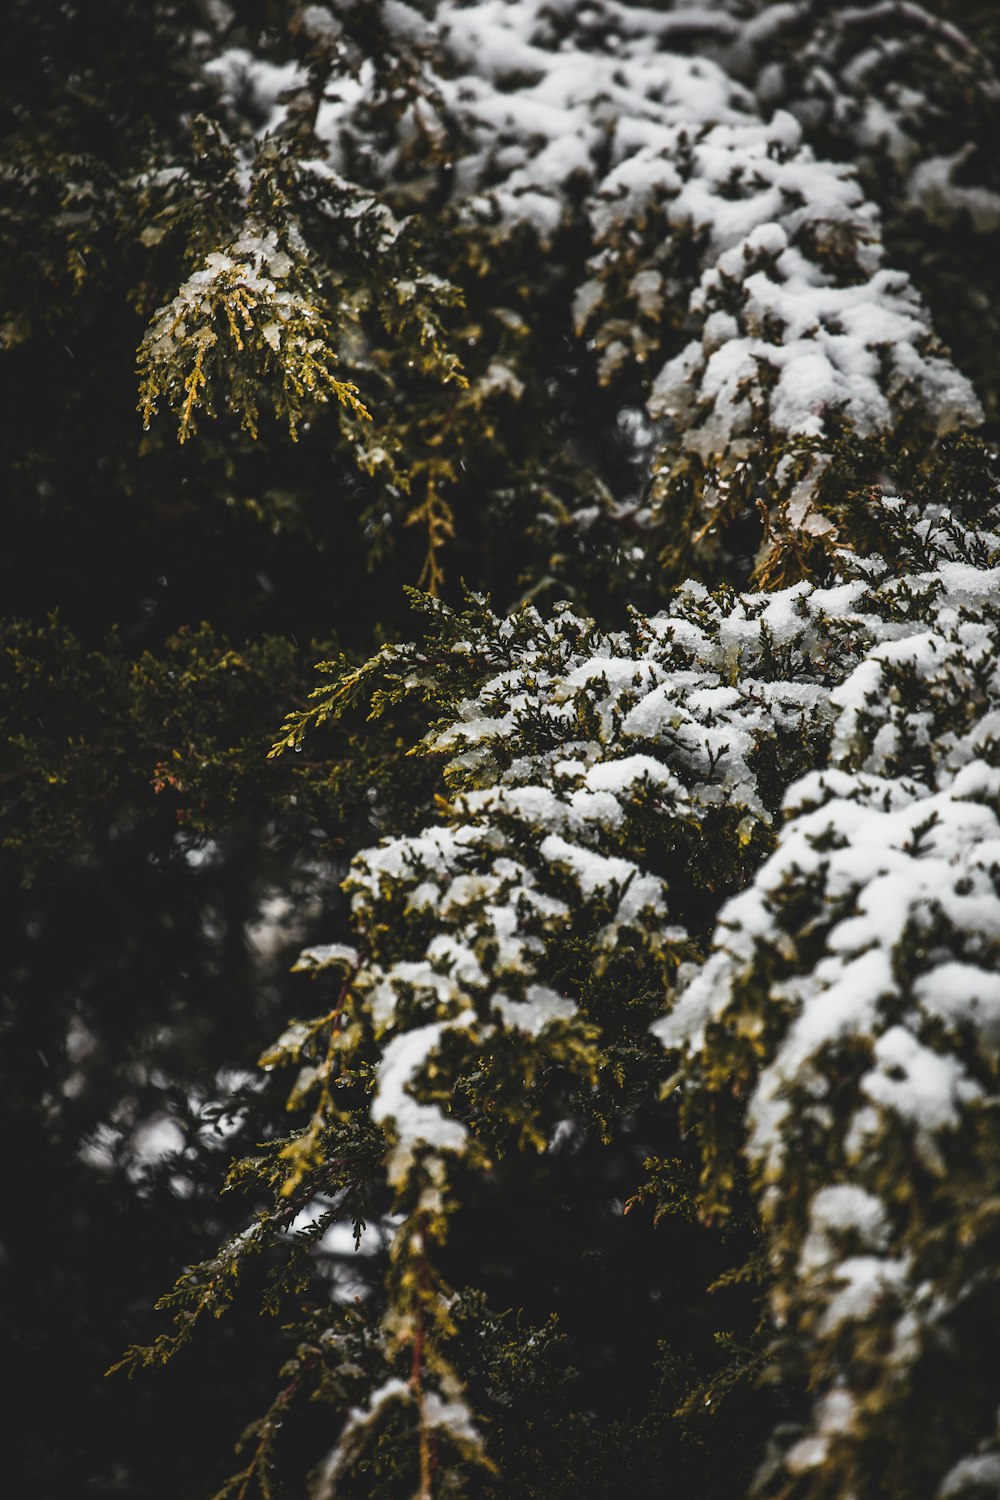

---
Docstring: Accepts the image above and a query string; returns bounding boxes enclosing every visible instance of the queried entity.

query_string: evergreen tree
[2,3,998,1498]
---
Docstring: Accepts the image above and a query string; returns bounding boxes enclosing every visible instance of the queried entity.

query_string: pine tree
[3,3,998,1498]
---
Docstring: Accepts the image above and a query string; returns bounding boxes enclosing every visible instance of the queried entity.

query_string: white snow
[372,1022,468,1186]
[492,985,577,1036]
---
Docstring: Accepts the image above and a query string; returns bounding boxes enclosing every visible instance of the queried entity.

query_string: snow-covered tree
[3,3,998,1498]
[66,0,992,602]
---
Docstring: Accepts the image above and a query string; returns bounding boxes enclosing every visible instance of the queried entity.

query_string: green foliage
[3,3,999,1499]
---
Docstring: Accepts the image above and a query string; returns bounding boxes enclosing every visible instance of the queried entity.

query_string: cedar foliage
[2,3,999,1498]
